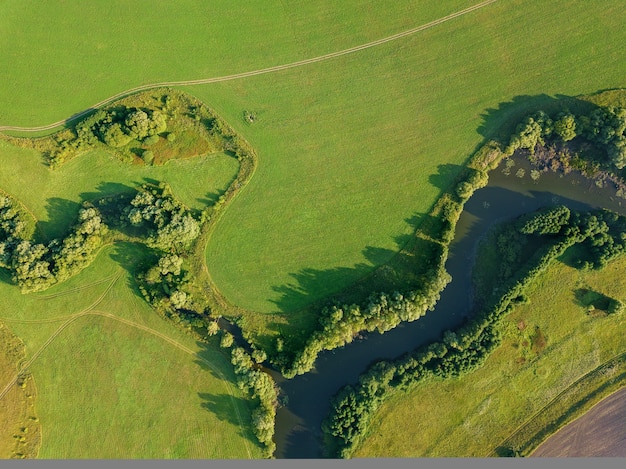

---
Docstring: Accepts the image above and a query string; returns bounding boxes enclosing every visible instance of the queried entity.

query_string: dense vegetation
[323,205,626,457]
[0,194,107,293]
[322,102,626,457]
[277,167,489,378]
[0,89,274,458]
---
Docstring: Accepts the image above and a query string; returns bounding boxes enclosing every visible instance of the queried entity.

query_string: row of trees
[0,200,107,293]
[230,347,278,458]
[506,105,626,170]
[322,206,626,457]
[278,166,489,378]
[49,106,168,168]
[125,182,200,254]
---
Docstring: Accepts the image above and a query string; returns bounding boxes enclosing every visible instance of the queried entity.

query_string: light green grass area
[0,0,470,127]
[352,256,626,457]
[0,243,263,459]
[0,140,238,241]
[192,0,626,313]
[3,1,626,319]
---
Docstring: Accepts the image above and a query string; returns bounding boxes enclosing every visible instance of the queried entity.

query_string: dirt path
[0,0,500,133]
[531,386,626,457]
[0,273,252,458]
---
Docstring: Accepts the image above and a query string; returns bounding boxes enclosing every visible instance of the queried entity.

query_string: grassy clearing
[352,254,626,457]
[191,0,626,319]
[0,0,470,128]
[0,243,263,459]
[3,1,626,345]
[0,139,237,241]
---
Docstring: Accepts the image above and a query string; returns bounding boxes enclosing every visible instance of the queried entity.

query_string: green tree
[553,112,577,141]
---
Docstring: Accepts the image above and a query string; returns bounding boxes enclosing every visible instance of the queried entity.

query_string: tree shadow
[108,241,158,298]
[79,181,136,202]
[428,163,465,192]
[197,190,224,207]
[36,197,81,242]
[476,93,597,144]
[198,392,253,429]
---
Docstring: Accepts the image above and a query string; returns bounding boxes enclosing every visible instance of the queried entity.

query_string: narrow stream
[273,156,626,458]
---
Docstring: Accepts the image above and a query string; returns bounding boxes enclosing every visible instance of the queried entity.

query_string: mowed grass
[0,243,263,459]
[192,0,626,314]
[352,256,626,457]
[2,2,626,320]
[0,0,470,127]
[0,140,238,241]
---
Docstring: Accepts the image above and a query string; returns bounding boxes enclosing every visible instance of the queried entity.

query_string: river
[272,155,626,458]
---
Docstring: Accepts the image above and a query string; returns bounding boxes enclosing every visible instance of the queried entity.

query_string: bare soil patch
[532,385,626,457]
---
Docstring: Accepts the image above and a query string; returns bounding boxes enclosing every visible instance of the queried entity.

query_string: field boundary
[0,273,253,458]
[0,0,499,133]
[490,351,626,457]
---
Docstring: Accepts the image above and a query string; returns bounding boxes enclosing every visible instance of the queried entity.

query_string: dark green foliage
[506,111,553,155]
[518,205,571,235]
[142,150,154,165]
[231,347,278,457]
[65,106,168,156]
[323,207,626,458]
[142,135,160,147]
[126,182,200,254]
[508,105,626,171]
[124,109,167,140]
[0,199,108,293]
[553,112,577,142]
[283,246,451,378]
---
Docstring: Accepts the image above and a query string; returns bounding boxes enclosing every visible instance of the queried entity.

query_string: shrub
[142,150,154,165]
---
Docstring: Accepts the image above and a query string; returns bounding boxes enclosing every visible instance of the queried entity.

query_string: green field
[0,243,263,458]
[0,140,238,241]
[193,0,626,315]
[3,1,624,319]
[352,254,626,457]
[2,0,626,459]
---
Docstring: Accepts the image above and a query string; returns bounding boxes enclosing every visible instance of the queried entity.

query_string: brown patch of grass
[531,326,547,355]
[0,321,40,458]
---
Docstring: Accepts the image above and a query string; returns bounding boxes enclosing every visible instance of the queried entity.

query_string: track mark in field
[34,274,118,300]
[0,272,121,401]
[0,0,500,133]
[0,286,253,458]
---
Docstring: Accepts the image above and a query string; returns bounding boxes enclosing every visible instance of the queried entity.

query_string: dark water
[273,157,626,458]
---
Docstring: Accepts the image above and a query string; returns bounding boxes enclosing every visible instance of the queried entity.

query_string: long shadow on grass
[109,242,159,299]
[37,197,81,242]
[477,93,596,143]
[198,392,253,429]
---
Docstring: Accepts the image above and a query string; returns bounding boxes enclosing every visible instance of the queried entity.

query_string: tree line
[505,105,626,170]
[0,195,107,293]
[276,167,489,378]
[322,205,626,458]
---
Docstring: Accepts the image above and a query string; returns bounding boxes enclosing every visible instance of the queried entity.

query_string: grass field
[2,1,626,325]
[0,243,263,458]
[192,0,626,315]
[0,140,238,241]
[351,254,626,457]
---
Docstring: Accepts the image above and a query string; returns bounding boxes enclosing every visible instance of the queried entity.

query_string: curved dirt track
[0,0,499,133]
[532,386,626,457]
[0,273,252,458]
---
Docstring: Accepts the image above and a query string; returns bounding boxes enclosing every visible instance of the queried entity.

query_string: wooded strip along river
[272,155,626,458]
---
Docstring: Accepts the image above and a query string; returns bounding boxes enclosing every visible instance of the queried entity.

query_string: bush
[142,150,154,165]
[143,135,160,146]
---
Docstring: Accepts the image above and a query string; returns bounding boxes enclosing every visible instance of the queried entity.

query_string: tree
[553,113,577,141]
[220,331,234,348]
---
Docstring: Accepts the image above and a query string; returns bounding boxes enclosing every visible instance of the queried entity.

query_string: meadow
[352,254,626,457]
[0,140,238,241]
[0,243,263,458]
[2,0,626,459]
